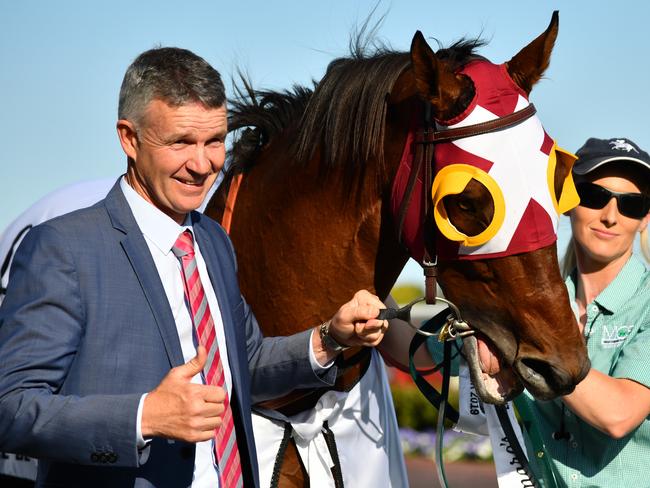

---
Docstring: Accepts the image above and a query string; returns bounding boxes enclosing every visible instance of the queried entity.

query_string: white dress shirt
[121,178,226,487]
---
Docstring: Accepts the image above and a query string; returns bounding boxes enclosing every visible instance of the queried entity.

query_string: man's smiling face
[122,99,227,223]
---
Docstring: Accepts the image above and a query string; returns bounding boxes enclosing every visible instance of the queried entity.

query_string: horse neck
[212,130,408,336]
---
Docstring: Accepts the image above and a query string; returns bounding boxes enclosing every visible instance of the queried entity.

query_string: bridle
[392,102,537,304]
[389,101,546,488]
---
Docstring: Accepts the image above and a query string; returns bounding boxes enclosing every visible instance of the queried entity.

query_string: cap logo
[609,139,638,153]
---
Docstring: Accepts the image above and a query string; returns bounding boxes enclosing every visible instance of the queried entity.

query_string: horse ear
[410,31,473,121]
[506,11,559,94]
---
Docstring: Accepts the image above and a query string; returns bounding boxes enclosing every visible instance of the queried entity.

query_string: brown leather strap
[419,105,439,303]
[256,347,372,417]
[424,264,438,304]
[395,141,424,247]
[432,103,537,143]
[222,172,243,234]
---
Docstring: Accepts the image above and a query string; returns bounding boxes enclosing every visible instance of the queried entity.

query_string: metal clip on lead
[376,296,475,339]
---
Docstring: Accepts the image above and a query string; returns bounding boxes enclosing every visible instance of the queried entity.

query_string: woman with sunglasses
[523,136,650,487]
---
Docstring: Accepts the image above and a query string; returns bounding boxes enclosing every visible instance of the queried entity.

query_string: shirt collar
[120,176,192,255]
[566,254,647,314]
[595,254,647,313]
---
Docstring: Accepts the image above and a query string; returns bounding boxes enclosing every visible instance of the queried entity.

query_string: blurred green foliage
[390,284,424,305]
[390,382,459,430]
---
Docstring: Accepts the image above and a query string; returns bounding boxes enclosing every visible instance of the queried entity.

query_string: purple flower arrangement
[399,427,493,461]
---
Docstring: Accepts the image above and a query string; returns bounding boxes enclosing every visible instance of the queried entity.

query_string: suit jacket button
[90,453,99,462]
[109,453,118,463]
[180,445,193,459]
[100,452,109,463]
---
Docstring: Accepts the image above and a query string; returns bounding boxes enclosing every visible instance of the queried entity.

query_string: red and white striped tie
[172,230,243,488]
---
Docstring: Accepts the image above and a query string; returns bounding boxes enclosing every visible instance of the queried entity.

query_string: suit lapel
[104,183,185,367]
[193,213,258,477]
[192,217,245,390]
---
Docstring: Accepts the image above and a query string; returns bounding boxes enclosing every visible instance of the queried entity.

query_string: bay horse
[206,11,590,487]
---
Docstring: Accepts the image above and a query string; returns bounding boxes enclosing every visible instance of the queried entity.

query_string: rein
[401,303,551,488]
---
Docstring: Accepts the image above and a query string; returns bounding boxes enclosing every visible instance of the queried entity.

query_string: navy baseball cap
[573,137,650,176]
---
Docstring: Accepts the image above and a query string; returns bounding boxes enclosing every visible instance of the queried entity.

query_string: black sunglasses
[576,182,650,219]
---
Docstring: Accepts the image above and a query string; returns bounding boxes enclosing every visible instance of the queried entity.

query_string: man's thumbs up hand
[173,345,208,380]
[142,346,226,442]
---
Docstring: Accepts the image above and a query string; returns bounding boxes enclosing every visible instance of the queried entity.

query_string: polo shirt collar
[595,254,647,313]
[565,254,647,314]
[119,177,192,255]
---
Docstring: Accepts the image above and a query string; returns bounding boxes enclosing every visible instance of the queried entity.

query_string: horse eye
[456,198,473,212]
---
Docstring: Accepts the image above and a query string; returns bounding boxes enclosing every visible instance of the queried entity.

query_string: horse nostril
[519,357,573,394]
[520,357,551,381]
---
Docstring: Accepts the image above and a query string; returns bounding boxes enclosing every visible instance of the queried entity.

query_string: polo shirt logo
[601,324,633,348]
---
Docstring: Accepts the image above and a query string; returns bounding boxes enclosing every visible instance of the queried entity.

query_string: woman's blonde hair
[642,227,650,262]
[560,236,577,280]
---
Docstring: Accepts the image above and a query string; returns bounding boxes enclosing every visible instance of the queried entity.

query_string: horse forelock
[435,37,488,71]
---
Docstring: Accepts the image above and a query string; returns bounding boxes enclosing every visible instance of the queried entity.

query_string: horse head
[396,11,590,402]
[205,11,589,406]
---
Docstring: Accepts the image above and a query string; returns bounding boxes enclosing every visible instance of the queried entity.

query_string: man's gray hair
[118,47,226,125]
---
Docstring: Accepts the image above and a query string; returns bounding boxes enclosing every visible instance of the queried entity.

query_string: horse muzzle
[513,353,591,401]
[461,323,590,404]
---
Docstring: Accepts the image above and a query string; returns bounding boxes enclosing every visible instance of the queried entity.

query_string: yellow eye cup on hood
[547,142,580,214]
[431,164,505,247]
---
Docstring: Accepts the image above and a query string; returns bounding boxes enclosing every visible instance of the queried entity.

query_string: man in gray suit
[0,47,387,487]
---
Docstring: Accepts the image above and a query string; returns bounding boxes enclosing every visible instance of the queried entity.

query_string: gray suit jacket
[0,181,336,487]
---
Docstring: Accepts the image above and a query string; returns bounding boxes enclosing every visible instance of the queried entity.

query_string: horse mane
[227,36,485,183]
[227,78,314,173]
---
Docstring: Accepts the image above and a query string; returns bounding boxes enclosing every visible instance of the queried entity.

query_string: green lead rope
[513,395,563,488]
[408,310,562,488]
[407,310,460,423]
[408,311,461,488]
[434,340,453,487]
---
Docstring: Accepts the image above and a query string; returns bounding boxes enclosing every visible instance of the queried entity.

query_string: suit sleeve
[0,224,142,467]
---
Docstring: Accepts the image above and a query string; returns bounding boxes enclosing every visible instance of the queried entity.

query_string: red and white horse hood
[392,59,578,262]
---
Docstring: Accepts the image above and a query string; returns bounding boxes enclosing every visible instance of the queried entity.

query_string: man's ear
[116,119,139,161]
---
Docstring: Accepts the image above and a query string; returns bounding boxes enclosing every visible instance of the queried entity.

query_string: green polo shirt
[524,254,650,487]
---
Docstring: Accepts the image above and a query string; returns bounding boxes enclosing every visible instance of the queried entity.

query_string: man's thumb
[177,345,207,379]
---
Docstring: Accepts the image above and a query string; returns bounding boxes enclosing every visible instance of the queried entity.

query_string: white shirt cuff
[136,393,148,448]
[309,329,335,369]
